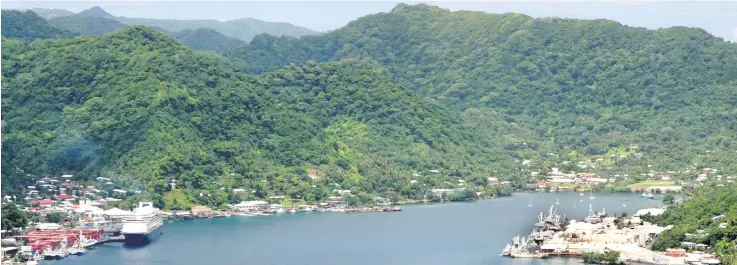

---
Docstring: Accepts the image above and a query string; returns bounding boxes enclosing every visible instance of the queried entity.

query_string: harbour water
[40,192,662,265]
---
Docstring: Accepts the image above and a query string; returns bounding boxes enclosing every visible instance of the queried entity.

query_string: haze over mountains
[2,3,737,206]
[13,6,317,41]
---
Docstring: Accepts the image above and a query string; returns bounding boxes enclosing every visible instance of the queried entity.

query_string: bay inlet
[40,192,662,265]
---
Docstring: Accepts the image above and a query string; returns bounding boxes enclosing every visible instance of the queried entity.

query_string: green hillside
[229,4,737,169]
[48,14,127,36]
[171,28,247,53]
[7,9,250,56]
[649,186,737,264]
[1,10,78,40]
[29,8,74,19]
[116,16,317,41]
[1,27,512,207]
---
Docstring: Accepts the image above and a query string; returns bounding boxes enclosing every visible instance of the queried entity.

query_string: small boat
[82,238,98,249]
[622,204,627,207]
[589,189,595,200]
[511,252,549,259]
[42,249,66,260]
[502,244,512,256]
[555,198,560,205]
[67,247,86,256]
[275,208,286,214]
[528,196,532,207]
[392,206,402,212]
[289,209,297,214]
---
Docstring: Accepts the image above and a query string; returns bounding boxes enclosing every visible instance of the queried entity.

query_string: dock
[501,204,683,264]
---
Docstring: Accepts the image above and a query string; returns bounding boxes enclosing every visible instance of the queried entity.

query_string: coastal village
[1,162,734,264]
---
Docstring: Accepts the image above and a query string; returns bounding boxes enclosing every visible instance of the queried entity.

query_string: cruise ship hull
[123,225,163,246]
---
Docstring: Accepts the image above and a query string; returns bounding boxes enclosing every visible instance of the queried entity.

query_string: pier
[501,204,694,264]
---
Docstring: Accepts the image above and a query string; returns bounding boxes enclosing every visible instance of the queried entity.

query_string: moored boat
[502,244,512,256]
[122,202,164,246]
[510,252,549,259]
[67,247,86,256]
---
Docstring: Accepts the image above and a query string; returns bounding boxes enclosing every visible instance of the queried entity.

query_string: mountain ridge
[1,10,79,40]
[77,6,114,19]
[1,26,514,206]
[229,3,737,169]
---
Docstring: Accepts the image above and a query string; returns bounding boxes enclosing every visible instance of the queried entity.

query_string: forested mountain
[115,16,317,41]
[229,3,737,169]
[6,8,250,55]
[17,6,316,41]
[76,6,114,19]
[1,27,512,207]
[171,28,247,53]
[48,14,127,36]
[29,8,74,19]
[1,10,78,40]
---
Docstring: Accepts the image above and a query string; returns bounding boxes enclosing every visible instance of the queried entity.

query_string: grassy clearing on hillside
[627,180,676,190]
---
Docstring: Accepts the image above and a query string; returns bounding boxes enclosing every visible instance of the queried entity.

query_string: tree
[344,195,359,207]
[663,194,675,205]
[45,212,70,223]
[583,251,622,265]
[1,202,29,230]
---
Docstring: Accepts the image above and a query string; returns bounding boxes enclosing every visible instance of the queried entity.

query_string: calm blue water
[42,192,662,265]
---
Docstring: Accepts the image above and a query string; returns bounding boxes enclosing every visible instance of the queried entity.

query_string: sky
[3,1,737,41]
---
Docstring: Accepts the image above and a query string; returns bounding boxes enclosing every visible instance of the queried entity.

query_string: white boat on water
[511,252,548,259]
[67,247,86,256]
[122,202,164,246]
[82,238,98,249]
[502,244,512,256]
[42,247,67,260]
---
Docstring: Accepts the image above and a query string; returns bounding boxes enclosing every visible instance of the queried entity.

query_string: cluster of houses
[532,166,737,192]
[12,175,140,219]
[536,168,613,190]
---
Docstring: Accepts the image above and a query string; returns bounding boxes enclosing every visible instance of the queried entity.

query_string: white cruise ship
[121,202,163,246]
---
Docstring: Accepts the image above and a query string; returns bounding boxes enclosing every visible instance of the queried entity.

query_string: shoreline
[499,203,709,265]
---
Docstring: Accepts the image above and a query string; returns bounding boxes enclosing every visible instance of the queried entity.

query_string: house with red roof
[55,194,74,200]
[37,199,54,207]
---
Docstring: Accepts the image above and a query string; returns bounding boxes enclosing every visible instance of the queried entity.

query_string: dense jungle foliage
[1,27,515,208]
[228,4,737,171]
[1,10,78,40]
[3,3,737,210]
